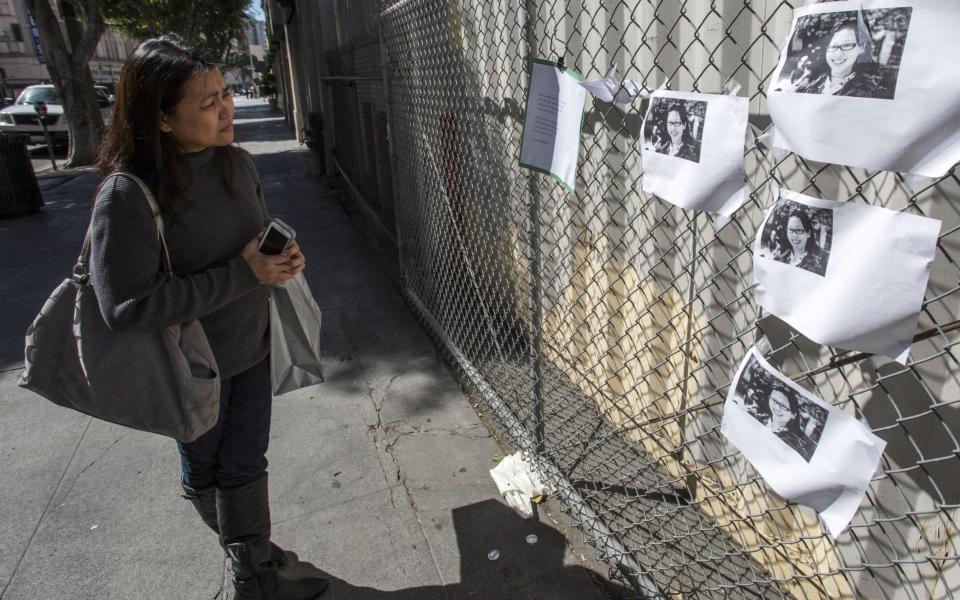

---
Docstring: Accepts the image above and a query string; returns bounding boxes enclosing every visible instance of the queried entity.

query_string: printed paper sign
[641,91,750,216]
[768,1,960,177]
[519,59,587,193]
[721,347,886,538]
[753,188,940,363]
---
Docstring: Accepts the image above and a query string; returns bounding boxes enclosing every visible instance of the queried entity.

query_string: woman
[767,389,796,435]
[767,388,816,461]
[655,102,700,162]
[776,210,828,276]
[791,19,883,98]
[92,37,327,600]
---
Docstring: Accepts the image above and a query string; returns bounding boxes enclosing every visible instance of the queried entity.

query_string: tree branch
[68,0,107,68]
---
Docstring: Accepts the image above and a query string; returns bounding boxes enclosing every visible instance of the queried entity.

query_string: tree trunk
[24,0,105,168]
[61,69,103,166]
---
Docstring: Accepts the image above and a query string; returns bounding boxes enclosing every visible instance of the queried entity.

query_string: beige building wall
[89,28,138,85]
[0,0,47,93]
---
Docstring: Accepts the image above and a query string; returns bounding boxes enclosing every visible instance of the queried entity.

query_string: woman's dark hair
[97,36,245,214]
[783,210,820,254]
[831,18,862,45]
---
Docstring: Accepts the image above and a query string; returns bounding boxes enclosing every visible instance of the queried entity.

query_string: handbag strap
[75,172,173,280]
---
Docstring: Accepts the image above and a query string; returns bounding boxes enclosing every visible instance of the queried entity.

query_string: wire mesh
[325,30,395,231]
[325,0,960,597]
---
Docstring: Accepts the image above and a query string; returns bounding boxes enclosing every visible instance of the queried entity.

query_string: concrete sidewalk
[0,98,633,599]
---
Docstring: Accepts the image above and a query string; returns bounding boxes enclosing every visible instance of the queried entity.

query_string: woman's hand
[241,234,307,285]
[282,240,306,276]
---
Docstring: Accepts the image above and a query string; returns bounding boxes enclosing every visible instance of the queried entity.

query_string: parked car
[0,84,113,147]
[94,84,116,105]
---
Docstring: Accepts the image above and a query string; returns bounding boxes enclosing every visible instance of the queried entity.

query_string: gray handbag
[19,172,221,442]
[269,272,324,395]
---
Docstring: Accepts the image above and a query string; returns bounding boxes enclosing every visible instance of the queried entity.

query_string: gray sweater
[89,147,270,379]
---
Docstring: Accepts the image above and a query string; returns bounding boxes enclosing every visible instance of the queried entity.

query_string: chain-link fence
[318,1,960,597]
[324,25,396,234]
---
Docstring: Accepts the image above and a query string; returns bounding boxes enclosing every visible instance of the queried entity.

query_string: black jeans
[177,356,272,490]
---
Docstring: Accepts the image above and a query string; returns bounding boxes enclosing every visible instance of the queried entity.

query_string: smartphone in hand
[258,218,296,255]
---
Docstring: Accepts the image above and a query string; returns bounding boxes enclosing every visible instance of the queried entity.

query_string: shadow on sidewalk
[282,499,638,599]
[234,102,299,144]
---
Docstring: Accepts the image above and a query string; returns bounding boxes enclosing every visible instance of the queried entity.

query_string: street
[27,143,66,174]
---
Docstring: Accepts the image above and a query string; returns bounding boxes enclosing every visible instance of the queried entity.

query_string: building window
[9,23,22,42]
[0,1,12,17]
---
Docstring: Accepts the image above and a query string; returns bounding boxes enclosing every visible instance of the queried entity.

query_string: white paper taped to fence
[489,452,548,519]
[519,59,587,193]
[640,90,750,217]
[578,67,650,104]
[721,347,886,538]
[753,188,940,363]
[767,1,960,177]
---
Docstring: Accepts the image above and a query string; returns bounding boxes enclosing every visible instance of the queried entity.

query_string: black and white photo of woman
[774,9,912,100]
[643,98,706,164]
[655,102,701,162]
[729,355,828,462]
[759,200,832,277]
[778,210,829,276]
[766,387,818,462]
[789,18,885,97]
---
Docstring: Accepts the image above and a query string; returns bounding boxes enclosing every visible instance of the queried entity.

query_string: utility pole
[34,100,56,170]
[248,49,255,95]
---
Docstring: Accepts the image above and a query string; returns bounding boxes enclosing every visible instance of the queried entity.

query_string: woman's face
[769,390,795,428]
[825,27,863,78]
[159,68,235,153]
[666,110,685,144]
[786,215,809,253]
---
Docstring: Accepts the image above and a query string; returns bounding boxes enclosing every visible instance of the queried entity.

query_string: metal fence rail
[324,29,395,233]
[324,1,960,597]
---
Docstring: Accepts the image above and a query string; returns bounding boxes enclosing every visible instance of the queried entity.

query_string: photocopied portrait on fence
[640,91,750,217]
[721,347,886,538]
[754,188,940,363]
[519,59,587,193]
[767,1,960,177]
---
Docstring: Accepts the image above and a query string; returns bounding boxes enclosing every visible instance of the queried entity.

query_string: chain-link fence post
[524,0,546,455]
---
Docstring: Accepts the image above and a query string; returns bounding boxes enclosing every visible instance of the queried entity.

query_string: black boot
[182,483,289,567]
[216,473,329,600]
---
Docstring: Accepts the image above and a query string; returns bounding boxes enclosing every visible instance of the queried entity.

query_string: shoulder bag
[19,172,221,442]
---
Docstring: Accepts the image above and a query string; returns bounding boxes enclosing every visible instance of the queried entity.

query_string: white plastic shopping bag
[489,452,549,519]
[269,272,324,395]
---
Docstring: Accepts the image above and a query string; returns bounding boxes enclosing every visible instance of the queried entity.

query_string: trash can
[0,133,43,217]
[303,111,324,150]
